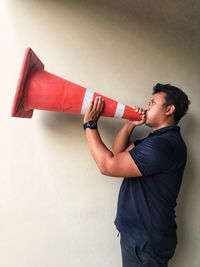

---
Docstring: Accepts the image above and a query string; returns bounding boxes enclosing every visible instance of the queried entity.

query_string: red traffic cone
[11,48,142,121]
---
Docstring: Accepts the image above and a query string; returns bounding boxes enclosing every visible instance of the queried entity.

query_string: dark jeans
[120,233,175,267]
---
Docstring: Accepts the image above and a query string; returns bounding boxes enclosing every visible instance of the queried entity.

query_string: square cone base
[11,48,44,118]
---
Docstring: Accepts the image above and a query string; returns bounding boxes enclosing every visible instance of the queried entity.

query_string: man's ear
[165,104,175,116]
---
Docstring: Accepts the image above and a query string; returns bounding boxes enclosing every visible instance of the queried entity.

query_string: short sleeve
[129,137,173,177]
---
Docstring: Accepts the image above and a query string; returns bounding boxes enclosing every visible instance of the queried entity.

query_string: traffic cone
[11,48,142,121]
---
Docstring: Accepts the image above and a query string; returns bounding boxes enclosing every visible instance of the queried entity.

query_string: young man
[83,83,190,267]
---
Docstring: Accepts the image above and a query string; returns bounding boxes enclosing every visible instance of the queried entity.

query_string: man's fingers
[133,106,146,114]
[97,96,104,112]
[88,100,94,112]
[93,97,98,111]
[100,98,104,112]
[93,96,104,112]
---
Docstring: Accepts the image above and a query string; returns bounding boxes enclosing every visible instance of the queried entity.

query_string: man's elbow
[96,155,115,176]
[99,165,110,176]
[98,161,113,176]
[98,160,117,177]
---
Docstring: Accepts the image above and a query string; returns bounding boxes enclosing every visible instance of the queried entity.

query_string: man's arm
[112,122,135,155]
[83,96,146,178]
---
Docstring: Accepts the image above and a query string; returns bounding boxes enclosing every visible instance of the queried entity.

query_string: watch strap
[83,120,98,130]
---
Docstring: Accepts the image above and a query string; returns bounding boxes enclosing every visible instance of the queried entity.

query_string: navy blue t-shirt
[115,126,187,252]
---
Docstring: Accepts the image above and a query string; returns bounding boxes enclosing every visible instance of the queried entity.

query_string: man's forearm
[85,128,113,174]
[112,122,136,154]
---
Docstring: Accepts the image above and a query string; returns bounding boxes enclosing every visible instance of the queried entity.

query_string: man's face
[145,92,168,128]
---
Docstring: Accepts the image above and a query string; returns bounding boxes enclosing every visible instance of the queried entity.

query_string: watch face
[90,121,97,128]
[84,120,97,130]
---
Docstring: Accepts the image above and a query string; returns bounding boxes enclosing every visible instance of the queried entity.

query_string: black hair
[153,83,191,124]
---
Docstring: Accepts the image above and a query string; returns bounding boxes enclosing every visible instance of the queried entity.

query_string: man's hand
[83,96,104,124]
[128,106,147,127]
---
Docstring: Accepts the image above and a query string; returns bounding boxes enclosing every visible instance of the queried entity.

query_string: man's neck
[151,122,176,132]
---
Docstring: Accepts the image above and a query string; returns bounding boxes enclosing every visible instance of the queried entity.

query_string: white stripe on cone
[81,89,94,114]
[81,89,126,118]
[114,103,125,118]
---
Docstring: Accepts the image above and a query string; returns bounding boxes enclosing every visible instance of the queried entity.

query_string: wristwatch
[83,120,98,130]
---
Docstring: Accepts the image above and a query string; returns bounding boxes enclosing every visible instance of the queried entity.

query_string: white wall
[0,0,200,266]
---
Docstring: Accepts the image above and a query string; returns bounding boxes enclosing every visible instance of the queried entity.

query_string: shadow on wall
[40,111,82,132]
[39,110,128,144]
